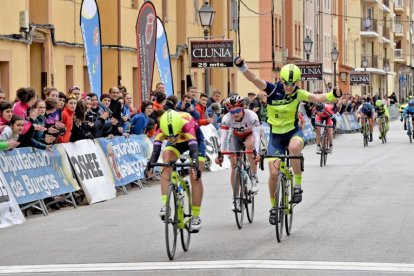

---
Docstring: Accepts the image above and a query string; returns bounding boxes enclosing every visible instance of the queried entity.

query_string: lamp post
[198,1,215,96]
[331,46,339,88]
[303,35,313,91]
[384,63,389,97]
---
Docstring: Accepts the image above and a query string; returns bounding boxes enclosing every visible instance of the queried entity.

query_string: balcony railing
[394,23,403,34]
[383,26,390,39]
[395,0,404,9]
[361,18,378,32]
[361,55,378,68]
[394,49,403,59]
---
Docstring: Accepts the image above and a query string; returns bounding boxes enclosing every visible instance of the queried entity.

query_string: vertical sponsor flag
[155,17,174,97]
[136,2,157,103]
[80,0,102,97]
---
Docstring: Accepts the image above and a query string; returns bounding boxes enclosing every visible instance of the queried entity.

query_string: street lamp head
[331,46,339,62]
[362,57,368,68]
[198,1,215,28]
[303,35,313,54]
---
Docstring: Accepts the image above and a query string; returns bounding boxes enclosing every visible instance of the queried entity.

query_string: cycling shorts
[267,126,304,156]
[315,116,334,127]
[361,110,373,119]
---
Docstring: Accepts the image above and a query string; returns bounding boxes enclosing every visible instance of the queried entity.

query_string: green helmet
[159,110,185,137]
[375,99,383,107]
[280,64,301,84]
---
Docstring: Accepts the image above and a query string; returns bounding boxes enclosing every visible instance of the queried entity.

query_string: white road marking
[1,260,414,274]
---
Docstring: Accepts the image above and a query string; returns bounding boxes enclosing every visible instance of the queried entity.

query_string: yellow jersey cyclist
[234,57,341,224]
[374,99,390,139]
[215,95,262,198]
[146,110,205,232]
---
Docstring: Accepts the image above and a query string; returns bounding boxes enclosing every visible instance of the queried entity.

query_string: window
[65,65,74,94]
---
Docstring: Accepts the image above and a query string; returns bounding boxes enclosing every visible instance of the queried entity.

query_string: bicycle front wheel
[285,176,294,236]
[232,167,244,229]
[274,174,284,242]
[245,170,254,223]
[165,184,178,260]
[180,181,192,252]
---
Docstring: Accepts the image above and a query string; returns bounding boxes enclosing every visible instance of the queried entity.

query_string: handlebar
[315,123,334,128]
[259,154,304,172]
[220,150,253,155]
[150,162,194,168]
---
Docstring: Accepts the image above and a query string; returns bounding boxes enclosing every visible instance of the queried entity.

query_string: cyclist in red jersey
[313,102,335,153]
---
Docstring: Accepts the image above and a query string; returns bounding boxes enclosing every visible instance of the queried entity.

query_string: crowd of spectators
[0,82,402,153]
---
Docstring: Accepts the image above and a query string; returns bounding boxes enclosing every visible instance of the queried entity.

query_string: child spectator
[12,87,37,135]
[58,95,77,143]
[130,101,153,135]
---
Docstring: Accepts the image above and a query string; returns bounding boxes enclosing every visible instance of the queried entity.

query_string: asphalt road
[1,120,413,275]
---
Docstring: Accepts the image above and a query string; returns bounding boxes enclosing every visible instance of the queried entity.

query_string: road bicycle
[219,150,255,229]
[260,152,304,242]
[361,116,370,147]
[150,160,194,260]
[315,122,334,167]
[377,115,387,144]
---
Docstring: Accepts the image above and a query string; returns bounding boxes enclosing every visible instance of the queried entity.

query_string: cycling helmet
[159,110,185,137]
[280,64,301,84]
[225,95,244,110]
[375,99,383,107]
[409,99,414,107]
[315,102,325,112]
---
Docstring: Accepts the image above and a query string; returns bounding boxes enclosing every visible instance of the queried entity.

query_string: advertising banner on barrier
[0,147,80,205]
[155,17,174,97]
[334,114,347,131]
[343,113,360,130]
[200,124,230,171]
[80,0,102,97]
[63,140,116,204]
[95,135,150,187]
[136,1,157,102]
[0,171,25,228]
[302,115,316,141]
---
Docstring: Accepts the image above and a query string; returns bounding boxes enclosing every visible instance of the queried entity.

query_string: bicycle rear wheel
[165,184,178,260]
[285,176,294,235]
[180,181,192,252]
[274,174,284,242]
[245,169,254,223]
[233,167,244,229]
[323,133,328,166]
[319,132,326,167]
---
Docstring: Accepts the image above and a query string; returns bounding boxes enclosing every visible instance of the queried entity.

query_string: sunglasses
[229,108,243,115]
[283,81,297,87]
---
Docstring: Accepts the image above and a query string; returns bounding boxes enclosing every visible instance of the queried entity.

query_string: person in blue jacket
[401,99,414,135]
[130,101,153,135]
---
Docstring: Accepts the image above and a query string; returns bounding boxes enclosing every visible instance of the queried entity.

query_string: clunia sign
[295,62,323,80]
[191,40,233,68]
[350,72,370,86]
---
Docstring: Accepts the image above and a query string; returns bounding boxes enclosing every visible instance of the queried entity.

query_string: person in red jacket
[195,93,214,126]
[58,95,77,143]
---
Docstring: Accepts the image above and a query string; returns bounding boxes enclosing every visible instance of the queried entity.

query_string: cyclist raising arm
[216,95,261,196]
[146,110,204,232]
[234,56,341,224]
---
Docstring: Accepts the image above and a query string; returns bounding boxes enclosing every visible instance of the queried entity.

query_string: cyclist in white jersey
[216,95,261,194]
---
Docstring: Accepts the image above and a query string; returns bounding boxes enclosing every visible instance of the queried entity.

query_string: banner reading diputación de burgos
[80,0,102,96]
[94,135,151,187]
[0,146,80,205]
[63,139,116,204]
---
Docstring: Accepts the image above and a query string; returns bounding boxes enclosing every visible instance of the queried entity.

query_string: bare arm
[234,57,267,91]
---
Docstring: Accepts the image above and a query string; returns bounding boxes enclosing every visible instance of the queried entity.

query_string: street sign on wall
[350,72,371,86]
[190,40,233,68]
[295,62,323,80]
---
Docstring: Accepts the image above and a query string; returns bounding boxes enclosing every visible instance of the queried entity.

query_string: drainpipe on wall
[117,0,122,86]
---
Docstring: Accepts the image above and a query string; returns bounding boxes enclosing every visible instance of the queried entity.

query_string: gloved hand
[234,56,248,72]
